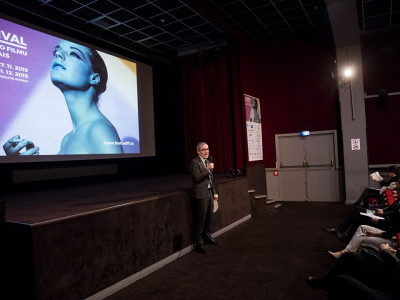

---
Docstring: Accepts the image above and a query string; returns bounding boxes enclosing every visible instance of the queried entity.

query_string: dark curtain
[228,43,245,171]
[180,45,245,172]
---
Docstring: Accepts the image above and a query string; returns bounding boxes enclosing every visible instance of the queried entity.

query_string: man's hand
[375,209,384,216]
[213,193,218,201]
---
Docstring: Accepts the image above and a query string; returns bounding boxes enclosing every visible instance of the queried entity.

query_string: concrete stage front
[3,173,251,300]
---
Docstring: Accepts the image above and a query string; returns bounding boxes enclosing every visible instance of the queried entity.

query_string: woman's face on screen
[50,40,95,92]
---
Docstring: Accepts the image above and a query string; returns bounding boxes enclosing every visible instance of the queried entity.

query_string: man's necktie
[205,160,213,188]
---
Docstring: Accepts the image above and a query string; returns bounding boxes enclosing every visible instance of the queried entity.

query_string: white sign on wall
[244,94,263,161]
[351,138,360,150]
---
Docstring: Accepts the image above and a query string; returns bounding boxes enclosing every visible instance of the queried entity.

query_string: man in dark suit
[190,142,219,253]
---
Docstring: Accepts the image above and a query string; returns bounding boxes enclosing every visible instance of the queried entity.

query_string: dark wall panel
[362,32,400,165]
[239,39,338,168]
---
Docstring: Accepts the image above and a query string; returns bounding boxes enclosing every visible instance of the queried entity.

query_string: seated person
[353,165,399,207]
[305,244,400,299]
[326,184,400,242]
[328,224,399,259]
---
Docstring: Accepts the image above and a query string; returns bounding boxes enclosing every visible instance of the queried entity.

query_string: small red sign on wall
[274,171,279,176]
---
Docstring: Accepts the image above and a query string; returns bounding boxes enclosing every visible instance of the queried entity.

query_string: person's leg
[329,225,387,258]
[336,208,364,233]
[346,225,385,252]
[345,213,374,239]
[361,238,397,252]
[194,197,208,246]
[307,252,399,292]
[326,251,396,291]
[327,275,389,300]
[354,187,369,206]
[203,191,214,240]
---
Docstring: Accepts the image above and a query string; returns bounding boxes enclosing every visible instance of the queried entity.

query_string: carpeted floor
[104,201,355,300]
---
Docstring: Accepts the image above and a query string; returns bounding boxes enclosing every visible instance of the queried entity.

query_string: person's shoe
[204,237,220,245]
[325,227,337,233]
[195,244,207,254]
[335,231,349,243]
[328,249,348,259]
[305,276,325,289]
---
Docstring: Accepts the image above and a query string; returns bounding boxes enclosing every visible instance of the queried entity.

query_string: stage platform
[3,173,251,300]
[4,173,196,224]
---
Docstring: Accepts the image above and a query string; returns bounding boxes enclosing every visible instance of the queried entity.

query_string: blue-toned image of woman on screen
[3,40,124,155]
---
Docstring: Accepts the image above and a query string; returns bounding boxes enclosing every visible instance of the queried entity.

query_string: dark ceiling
[0,0,398,61]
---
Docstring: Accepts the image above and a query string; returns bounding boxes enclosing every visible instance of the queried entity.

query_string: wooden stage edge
[3,173,239,224]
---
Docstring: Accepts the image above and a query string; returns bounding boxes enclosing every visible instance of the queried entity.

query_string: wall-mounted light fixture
[343,67,354,79]
[340,49,356,120]
[343,65,355,120]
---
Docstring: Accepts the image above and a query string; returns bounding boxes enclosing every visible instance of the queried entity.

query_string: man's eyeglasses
[199,148,209,152]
